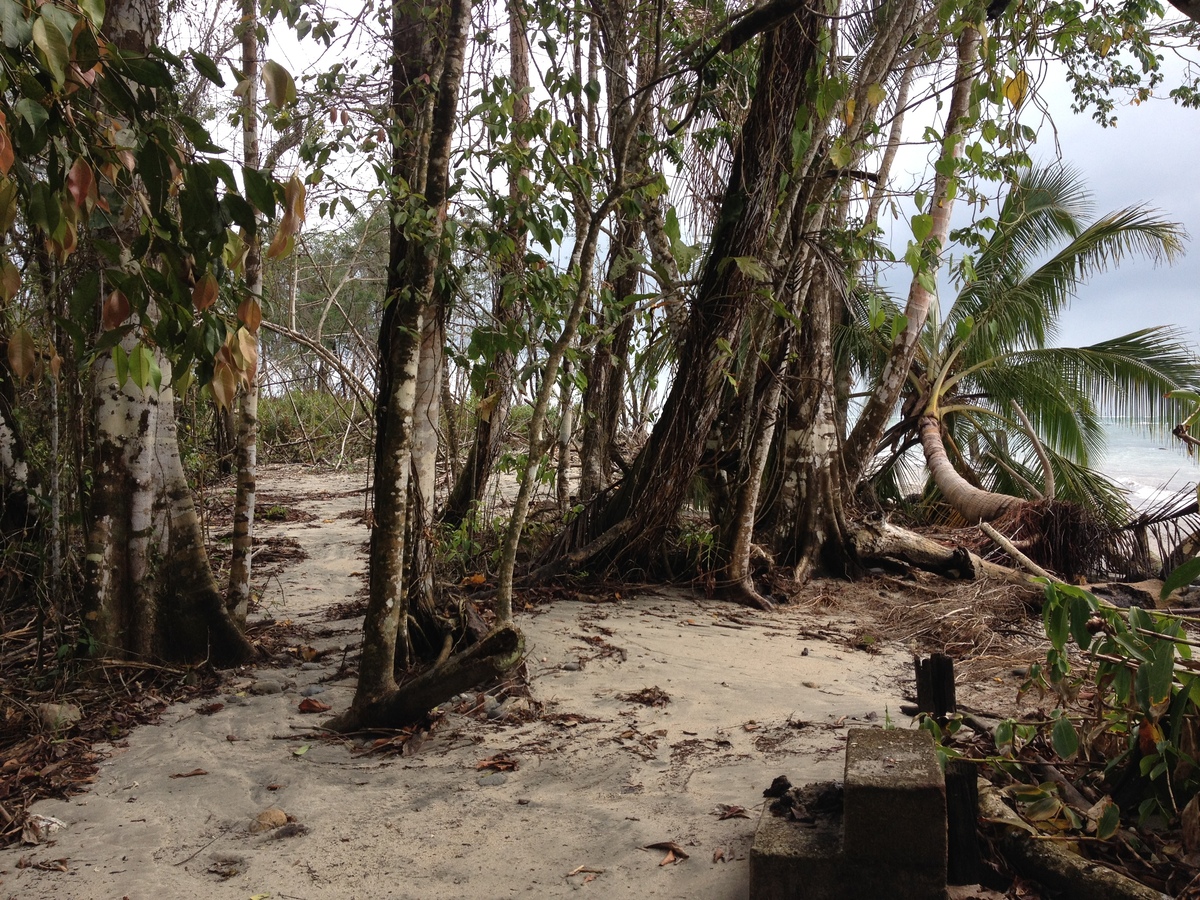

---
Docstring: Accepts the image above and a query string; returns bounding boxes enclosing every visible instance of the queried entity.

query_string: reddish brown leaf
[169,769,208,779]
[66,157,93,212]
[7,326,35,381]
[644,841,689,862]
[476,752,519,772]
[198,702,224,716]
[713,847,727,863]
[102,289,130,330]
[659,850,676,866]
[192,272,218,311]
[0,112,12,176]
[298,698,332,714]
[237,296,262,333]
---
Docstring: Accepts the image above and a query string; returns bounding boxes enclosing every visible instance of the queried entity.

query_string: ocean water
[1096,422,1199,508]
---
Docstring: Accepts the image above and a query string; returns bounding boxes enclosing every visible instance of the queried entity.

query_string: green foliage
[1033,580,1200,822]
[257,390,372,464]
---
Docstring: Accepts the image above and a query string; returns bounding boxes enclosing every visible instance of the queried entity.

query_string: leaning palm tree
[864,164,1196,524]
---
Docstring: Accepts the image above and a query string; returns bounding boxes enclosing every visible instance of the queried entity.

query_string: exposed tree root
[325,625,524,732]
[719,579,775,611]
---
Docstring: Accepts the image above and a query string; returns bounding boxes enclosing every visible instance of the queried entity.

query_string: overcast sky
[1037,87,1200,349]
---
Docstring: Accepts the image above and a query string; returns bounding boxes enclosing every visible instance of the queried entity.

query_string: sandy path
[1,467,917,900]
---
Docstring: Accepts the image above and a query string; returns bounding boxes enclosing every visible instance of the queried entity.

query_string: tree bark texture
[919,415,1023,522]
[227,0,263,625]
[85,340,253,664]
[357,0,470,703]
[578,9,822,569]
[843,26,981,486]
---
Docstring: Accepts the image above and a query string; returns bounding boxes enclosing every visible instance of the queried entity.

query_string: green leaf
[14,97,49,133]
[1096,799,1120,840]
[0,0,32,48]
[242,166,276,217]
[911,213,933,243]
[1051,715,1079,759]
[293,743,310,756]
[1161,556,1200,601]
[828,141,852,168]
[1068,594,1094,652]
[954,315,974,344]
[77,0,104,27]
[263,59,297,107]
[128,344,153,391]
[113,344,129,387]
[192,51,225,87]
[136,140,172,214]
[31,16,69,86]
[731,256,770,282]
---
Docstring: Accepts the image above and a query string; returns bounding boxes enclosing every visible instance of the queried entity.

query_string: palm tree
[863,164,1196,523]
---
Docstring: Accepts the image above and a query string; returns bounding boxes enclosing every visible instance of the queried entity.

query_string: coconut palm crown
[862,163,1197,522]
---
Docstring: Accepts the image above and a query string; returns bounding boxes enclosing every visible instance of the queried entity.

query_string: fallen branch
[978,521,1060,583]
[978,781,1168,900]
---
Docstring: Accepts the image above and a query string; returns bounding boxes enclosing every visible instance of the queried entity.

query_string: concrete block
[843,727,946,868]
[749,801,842,900]
[750,727,949,900]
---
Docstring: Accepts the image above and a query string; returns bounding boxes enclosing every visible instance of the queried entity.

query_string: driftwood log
[325,625,524,733]
[851,520,1043,589]
[979,781,1168,900]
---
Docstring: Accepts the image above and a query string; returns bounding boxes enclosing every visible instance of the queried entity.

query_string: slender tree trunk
[405,310,444,649]
[555,356,574,515]
[227,0,262,625]
[440,0,529,528]
[843,27,980,485]
[356,0,469,703]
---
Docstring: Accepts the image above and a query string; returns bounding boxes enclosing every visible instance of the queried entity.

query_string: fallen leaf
[644,840,689,864]
[298,645,321,661]
[266,783,284,791]
[297,698,332,714]
[461,573,486,585]
[169,769,208,779]
[293,744,310,756]
[584,873,598,883]
[714,804,750,820]
[743,721,759,732]
[713,847,726,863]
[477,752,519,772]
[198,702,224,715]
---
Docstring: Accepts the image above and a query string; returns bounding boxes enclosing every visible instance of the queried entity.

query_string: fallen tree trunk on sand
[851,520,1043,589]
[325,626,524,732]
[979,782,1168,900]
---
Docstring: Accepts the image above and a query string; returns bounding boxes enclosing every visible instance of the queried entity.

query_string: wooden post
[915,652,957,720]
[945,759,981,884]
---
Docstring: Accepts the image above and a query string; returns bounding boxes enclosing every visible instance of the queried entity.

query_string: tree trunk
[405,310,444,654]
[83,0,251,665]
[571,9,822,570]
[919,415,1024,522]
[355,0,470,704]
[440,0,530,529]
[227,0,262,626]
[842,26,981,486]
[86,335,253,664]
[774,271,856,580]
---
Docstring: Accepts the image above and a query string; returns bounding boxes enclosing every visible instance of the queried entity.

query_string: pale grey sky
[1040,91,1200,349]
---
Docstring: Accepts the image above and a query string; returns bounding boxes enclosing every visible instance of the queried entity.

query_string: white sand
[1,467,918,900]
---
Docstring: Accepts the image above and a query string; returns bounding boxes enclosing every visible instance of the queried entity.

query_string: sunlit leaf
[0,258,18,302]
[1003,71,1029,108]
[238,296,262,333]
[266,229,293,260]
[211,361,236,410]
[32,16,69,86]
[866,83,886,106]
